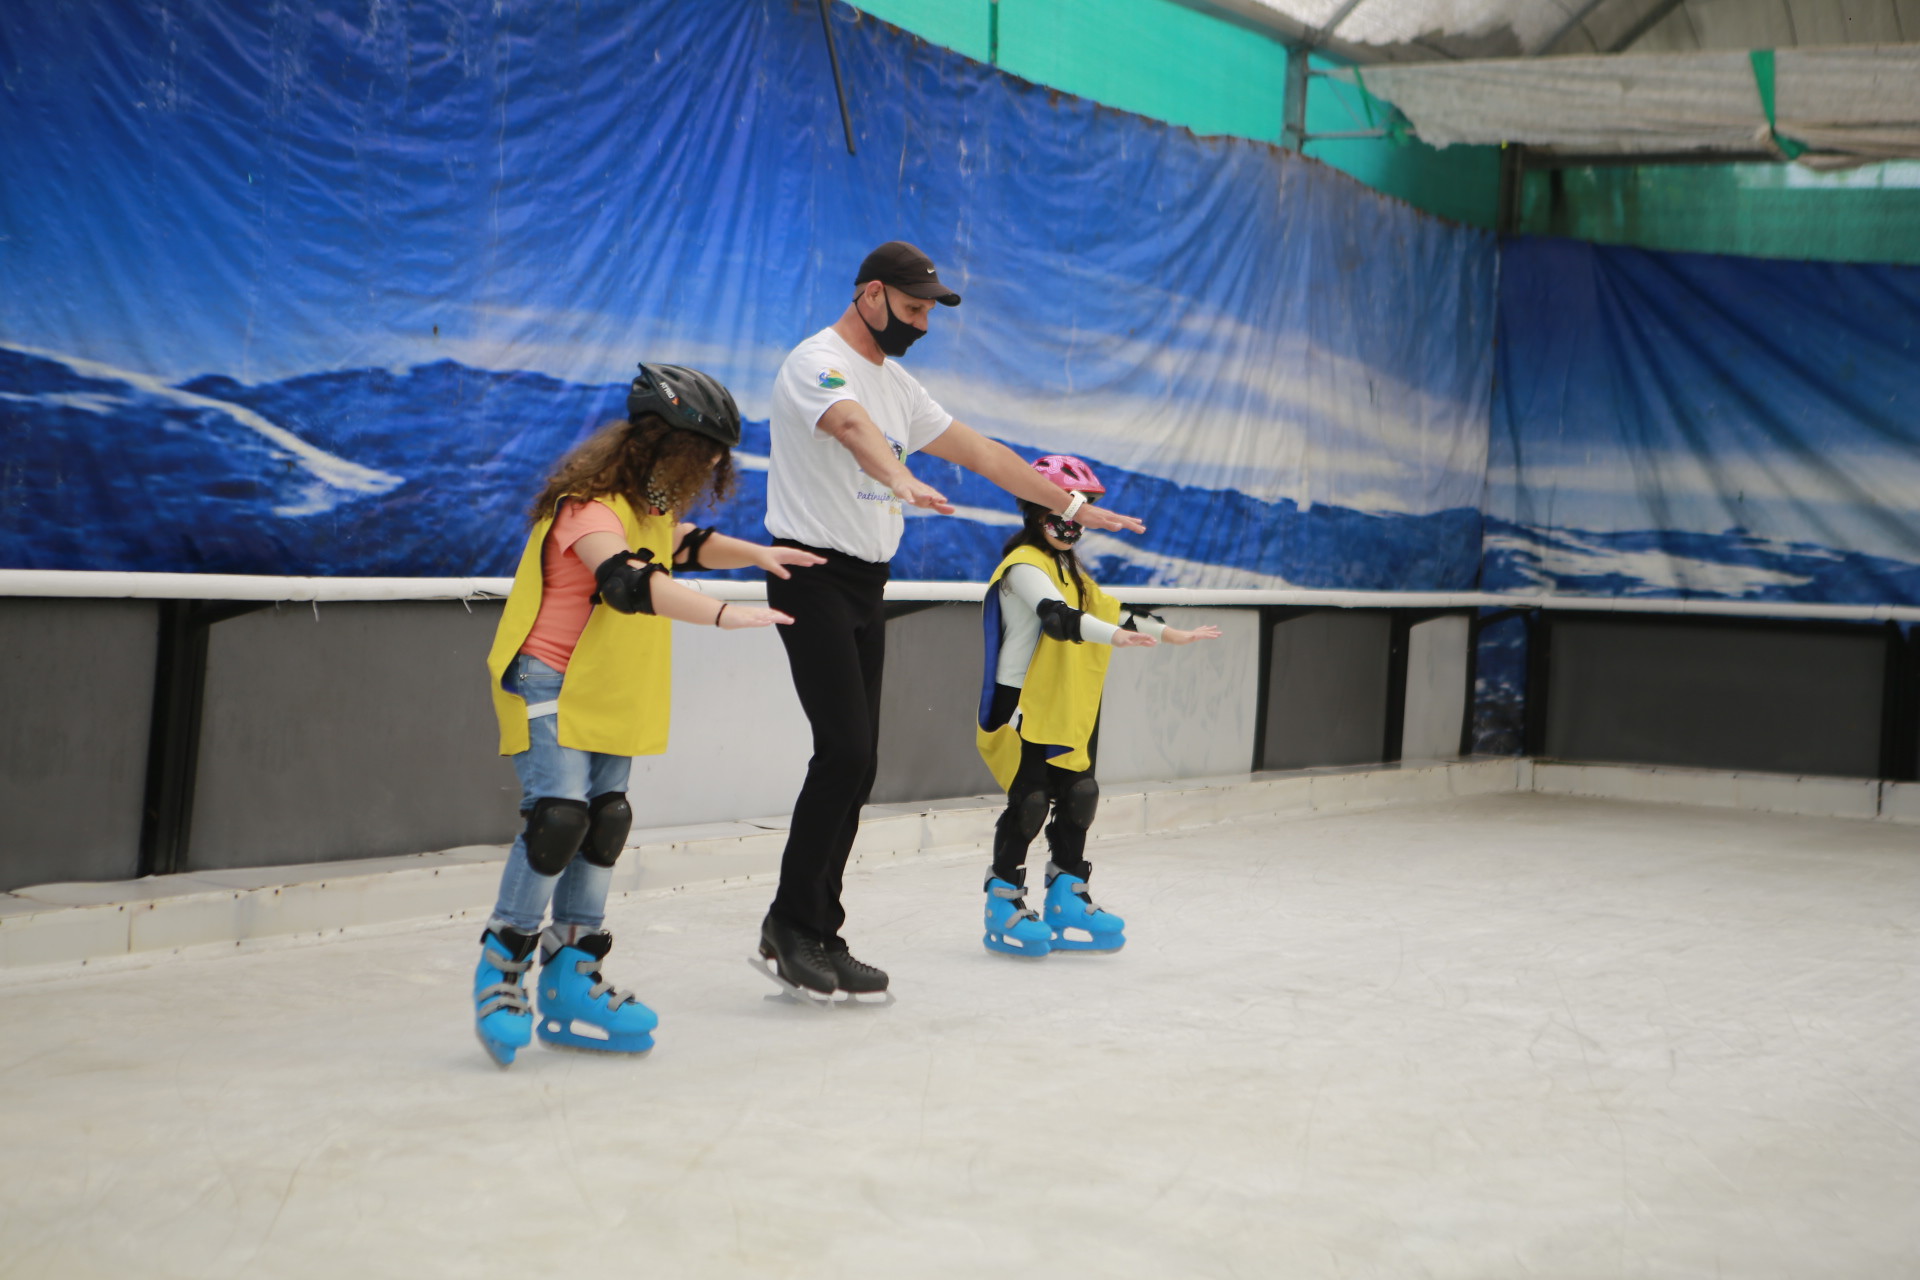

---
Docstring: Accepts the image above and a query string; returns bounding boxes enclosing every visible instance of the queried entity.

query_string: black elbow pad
[677,526,718,571]
[1035,598,1086,643]
[593,548,664,615]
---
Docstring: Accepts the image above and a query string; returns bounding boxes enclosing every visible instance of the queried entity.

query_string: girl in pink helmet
[974,455,1220,957]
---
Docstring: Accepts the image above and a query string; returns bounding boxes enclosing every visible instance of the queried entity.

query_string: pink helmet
[1031,454,1105,496]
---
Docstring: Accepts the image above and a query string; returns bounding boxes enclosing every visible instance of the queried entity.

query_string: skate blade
[475,1026,523,1068]
[535,1014,655,1054]
[746,956,896,1008]
[536,1032,655,1055]
[747,954,835,1009]
[1048,927,1126,954]
[984,933,1051,959]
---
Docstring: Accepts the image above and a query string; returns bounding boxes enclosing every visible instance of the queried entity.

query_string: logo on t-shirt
[855,438,906,513]
[817,368,847,390]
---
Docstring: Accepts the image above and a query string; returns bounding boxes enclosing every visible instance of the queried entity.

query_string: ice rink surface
[2,792,1916,1279]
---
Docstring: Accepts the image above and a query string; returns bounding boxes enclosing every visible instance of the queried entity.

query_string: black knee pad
[522,796,590,876]
[578,792,633,868]
[1011,782,1050,840]
[1062,776,1099,829]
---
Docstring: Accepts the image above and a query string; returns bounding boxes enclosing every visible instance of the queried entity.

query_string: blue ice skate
[473,926,539,1067]
[983,875,1052,957]
[1043,862,1126,953]
[536,929,658,1054]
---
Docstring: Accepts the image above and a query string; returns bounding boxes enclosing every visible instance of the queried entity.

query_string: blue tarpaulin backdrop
[1473,237,1920,753]
[0,0,1494,588]
[1488,238,1920,606]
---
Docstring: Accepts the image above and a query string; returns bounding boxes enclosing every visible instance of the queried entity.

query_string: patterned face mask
[1042,513,1084,545]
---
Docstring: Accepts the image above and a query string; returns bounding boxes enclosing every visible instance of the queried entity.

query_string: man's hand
[1074,504,1145,535]
[921,421,1146,534]
[755,545,828,579]
[891,475,954,514]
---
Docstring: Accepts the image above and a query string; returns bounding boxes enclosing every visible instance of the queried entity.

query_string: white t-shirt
[765,327,953,563]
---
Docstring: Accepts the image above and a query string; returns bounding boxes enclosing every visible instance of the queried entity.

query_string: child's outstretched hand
[1112,630,1158,648]
[1160,625,1222,645]
[757,546,827,579]
[717,604,796,629]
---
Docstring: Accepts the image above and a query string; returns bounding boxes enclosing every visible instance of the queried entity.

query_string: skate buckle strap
[477,953,533,1018]
[1070,882,1107,913]
[576,957,639,1010]
[990,882,1041,924]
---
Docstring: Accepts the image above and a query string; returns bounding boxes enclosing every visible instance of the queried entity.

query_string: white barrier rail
[4,569,1920,622]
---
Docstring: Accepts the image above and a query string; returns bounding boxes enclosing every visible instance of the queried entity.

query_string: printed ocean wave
[1482,519,1920,607]
[0,343,403,515]
[0,353,1483,587]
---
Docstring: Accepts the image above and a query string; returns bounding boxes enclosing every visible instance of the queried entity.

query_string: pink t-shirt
[518,498,628,673]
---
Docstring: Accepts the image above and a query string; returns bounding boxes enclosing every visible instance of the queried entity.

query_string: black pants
[988,685,1096,885]
[766,542,889,941]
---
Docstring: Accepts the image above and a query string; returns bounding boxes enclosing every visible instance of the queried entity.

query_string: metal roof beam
[1157,0,1385,62]
[1531,0,1614,55]
[1314,0,1371,44]
[1607,0,1689,51]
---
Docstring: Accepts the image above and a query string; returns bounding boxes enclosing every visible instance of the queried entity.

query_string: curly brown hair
[529,414,735,524]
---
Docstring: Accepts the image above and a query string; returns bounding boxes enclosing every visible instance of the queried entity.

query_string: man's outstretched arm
[921,420,1146,534]
[817,400,955,514]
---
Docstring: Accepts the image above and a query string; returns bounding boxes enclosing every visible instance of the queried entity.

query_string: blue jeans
[488,655,634,934]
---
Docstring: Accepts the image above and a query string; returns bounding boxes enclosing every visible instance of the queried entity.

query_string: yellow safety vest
[486,494,675,758]
[976,544,1121,789]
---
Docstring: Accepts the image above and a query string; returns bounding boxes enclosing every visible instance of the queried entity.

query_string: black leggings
[989,688,1097,885]
[765,543,888,941]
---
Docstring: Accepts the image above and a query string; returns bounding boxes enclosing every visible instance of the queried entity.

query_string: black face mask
[861,290,924,358]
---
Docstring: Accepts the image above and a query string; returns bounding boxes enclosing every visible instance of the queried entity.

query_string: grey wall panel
[1099,607,1261,784]
[1401,614,1470,762]
[1545,619,1886,778]
[1262,611,1392,770]
[190,601,520,869]
[873,604,998,804]
[626,622,812,826]
[0,600,157,891]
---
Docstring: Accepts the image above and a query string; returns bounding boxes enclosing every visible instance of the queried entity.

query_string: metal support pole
[137,600,267,878]
[817,0,857,156]
[139,602,210,878]
[1382,611,1412,763]
[1496,144,1527,235]
[1879,622,1919,782]
[1281,43,1309,151]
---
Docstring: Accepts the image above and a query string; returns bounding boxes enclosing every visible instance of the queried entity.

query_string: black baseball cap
[855,240,962,306]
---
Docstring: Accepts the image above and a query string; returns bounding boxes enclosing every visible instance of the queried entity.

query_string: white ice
[2,793,1916,1279]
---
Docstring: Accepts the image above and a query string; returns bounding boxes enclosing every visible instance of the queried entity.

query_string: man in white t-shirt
[753,240,1146,1001]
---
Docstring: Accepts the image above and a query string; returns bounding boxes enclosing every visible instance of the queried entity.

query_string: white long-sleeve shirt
[995,562,1167,688]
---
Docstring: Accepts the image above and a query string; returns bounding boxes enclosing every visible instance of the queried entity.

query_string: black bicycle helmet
[625,362,742,448]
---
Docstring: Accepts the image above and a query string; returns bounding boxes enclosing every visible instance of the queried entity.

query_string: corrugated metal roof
[1179,0,1919,61]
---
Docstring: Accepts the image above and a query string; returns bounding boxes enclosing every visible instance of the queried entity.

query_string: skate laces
[833,949,883,979]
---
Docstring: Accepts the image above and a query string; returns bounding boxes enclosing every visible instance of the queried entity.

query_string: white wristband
[1060,491,1088,521]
